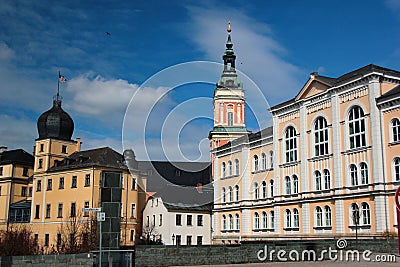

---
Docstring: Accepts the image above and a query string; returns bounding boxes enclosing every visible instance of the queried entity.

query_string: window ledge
[221,174,239,180]
[313,226,332,230]
[349,225,371,229]
[308,154,333,162]
[389,141,400,146]
[342,146,371,155]
[279,161,301,168]
[283,227,299,231]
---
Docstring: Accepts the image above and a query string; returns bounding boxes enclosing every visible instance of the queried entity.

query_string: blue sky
[1,0,399,161]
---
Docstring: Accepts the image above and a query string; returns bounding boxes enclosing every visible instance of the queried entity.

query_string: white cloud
[0,42,15,60]
[186,5,302,103]
[386,0,400,10]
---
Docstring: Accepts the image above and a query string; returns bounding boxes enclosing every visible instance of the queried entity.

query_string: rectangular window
[131,204,136,218]
[84,201,89,217]
[21,187,27,197]
[146,216,149,227]
[227,111,233,126]
[159,214,162,226]
[44,234,49,246]
[70,202,76,217]
[46,204,51,218]
[152,214,156,226]
[0,186,2,195]
[28,187,32,197]
[37,180,42,191]
[35,205,40,219]
[176,235,181,246]
[34,234,39,245]
[0,167,2,176]
[47,178,52,190]
[197,215,203,226]
[58,203,63,218]
[40,144,44,152]
[71,176,77,188]
[57,233,62,246]
[131,178,136,190]
[186,236,192,246]
[84,174,90,187]
[197,236,203,245]
[23,167,29,177]
[187,215,192,226]
[62,145,67,154]
[38,159,43,169]
[59,177,64,189]
[176,214,182,226]
[130,229,135,242]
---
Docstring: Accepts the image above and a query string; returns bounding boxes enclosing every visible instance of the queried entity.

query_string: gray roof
[0,149,34,166]
[376,85,400,104]
[47,147,127,172]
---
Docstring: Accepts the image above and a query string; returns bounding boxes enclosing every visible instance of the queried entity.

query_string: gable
[296,79,332,100]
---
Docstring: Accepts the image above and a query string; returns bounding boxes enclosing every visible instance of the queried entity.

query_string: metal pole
[99,221,102,267]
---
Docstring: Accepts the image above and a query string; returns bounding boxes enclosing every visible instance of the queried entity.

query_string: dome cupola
[37,96,74,141]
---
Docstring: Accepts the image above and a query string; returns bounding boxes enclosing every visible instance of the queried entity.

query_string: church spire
[223,21,236,70]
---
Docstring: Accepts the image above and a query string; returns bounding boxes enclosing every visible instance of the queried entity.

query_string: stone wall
[135,238,399,266]
[0,253,94,267]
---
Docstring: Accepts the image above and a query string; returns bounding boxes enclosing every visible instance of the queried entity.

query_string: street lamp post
[172,234,175,246]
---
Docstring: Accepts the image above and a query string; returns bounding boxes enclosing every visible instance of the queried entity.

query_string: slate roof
[270,64,400,111]
[376,85,400,104]
[47,147,127,172]
[0,149,34,166]
[137,161,211,193]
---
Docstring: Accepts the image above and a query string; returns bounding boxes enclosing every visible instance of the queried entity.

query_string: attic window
[175,169,181,176]
[62,145,67,154]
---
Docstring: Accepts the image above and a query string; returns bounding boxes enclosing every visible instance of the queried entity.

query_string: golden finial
[227,21,231,33]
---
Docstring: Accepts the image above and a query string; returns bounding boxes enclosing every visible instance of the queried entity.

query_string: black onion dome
[37,99,74,141]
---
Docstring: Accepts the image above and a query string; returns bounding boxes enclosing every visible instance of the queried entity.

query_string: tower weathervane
[227,21,231,33]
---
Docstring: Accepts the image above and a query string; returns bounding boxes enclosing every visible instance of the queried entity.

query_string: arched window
[361,202,370,225]
[228,186,233,202]
[285,126,297,163]
[262,211,267,229]
[228,214,233,230]
[348,106,366,149]
[285,209,292,228]
[325,206,332,226]
[323,169,330,190]
[222,215,226,230]
[253,182,259,200]
[235,159,239,175]
[293,209,299,228]
[285,176,291,195]
[315,206,323,227]
[235,214,240,230]
[228,161,232,176]
[261,153,266,170]
[269,151,274,168]
[394,157,400,181]
[269,180,274,197]
[351,203,360,225]
[350,164,358,186]
[261,181,267,199]
[360,162,368,184]
[234,185,239,202]
[254,212,260,229]
[222,187,226,203]
[314,117,329,156]
[222,162,226,178]
[293,175,299,194]
[391,118,400,142]
[253,155,259,172]
[270,211,275,229]
[315,171,322,191]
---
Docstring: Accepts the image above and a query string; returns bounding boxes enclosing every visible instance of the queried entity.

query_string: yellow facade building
[210,27,400,243]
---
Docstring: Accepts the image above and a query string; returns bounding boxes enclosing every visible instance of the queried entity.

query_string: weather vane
[227,21,231,33]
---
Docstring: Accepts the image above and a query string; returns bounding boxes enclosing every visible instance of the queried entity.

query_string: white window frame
[348,106,366,149]
[314,117,329,156]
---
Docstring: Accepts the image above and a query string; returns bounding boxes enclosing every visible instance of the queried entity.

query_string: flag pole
[57,70,60,100]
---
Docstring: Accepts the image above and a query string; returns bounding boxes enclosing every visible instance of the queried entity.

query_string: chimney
[0,146,7,153]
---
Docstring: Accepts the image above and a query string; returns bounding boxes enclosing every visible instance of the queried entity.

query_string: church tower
[34,80,81,174]
[209,22,249,151]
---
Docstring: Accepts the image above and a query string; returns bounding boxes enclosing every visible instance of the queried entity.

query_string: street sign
[395,186,400,211]
[82,207,102,212]
[97,212,106,222]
